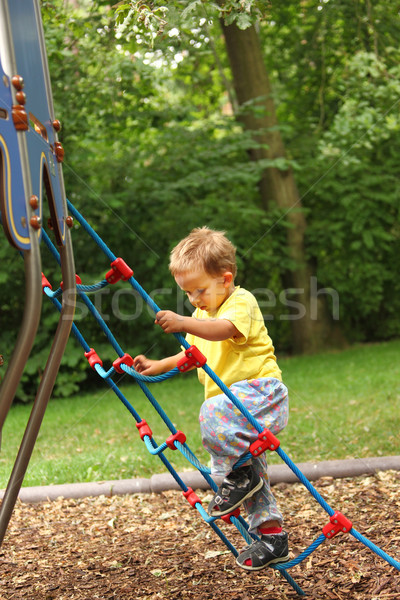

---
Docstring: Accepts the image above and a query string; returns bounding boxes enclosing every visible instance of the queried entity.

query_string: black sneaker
[207,464,263,517]
[236,532,289,571]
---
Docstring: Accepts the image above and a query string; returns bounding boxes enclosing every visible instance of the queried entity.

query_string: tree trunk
[220,21,342,353]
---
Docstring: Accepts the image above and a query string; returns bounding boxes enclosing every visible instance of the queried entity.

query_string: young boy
[133,227,289,570]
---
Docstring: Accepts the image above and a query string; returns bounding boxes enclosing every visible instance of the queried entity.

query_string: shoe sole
[208,478,264,517]
[236,553,290,571]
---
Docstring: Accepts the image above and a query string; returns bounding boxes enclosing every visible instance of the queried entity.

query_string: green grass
[1,340,399,488]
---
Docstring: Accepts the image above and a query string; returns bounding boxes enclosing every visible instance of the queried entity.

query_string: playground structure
[0,0,76,543]
[0,1,399,596]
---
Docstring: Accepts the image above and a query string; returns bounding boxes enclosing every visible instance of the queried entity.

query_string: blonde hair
[169,227,237,278]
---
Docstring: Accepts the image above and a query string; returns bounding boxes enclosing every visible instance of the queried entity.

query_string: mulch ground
[0,470,399,600]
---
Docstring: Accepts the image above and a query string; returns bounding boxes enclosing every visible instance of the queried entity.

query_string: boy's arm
[133,350,185,376]
[155,310,240,341]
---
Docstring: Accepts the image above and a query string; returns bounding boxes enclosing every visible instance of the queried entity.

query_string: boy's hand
[133,355,162,376]
[155,310,185,334]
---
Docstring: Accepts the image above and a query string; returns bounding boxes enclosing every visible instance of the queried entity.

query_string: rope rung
[60,273,81,290]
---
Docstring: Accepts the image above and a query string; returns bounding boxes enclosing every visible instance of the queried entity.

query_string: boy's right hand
[133,355,161,376]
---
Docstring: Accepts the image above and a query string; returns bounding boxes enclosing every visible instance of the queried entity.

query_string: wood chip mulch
[0,470,399,600]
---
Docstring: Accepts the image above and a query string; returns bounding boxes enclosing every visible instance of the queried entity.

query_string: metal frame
[0,0,76,545]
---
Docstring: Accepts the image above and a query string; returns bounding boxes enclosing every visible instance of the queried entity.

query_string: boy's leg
[236,456,289,571]
[200,379,290,569]
[236,531,289,570]
[243,456,283,534]
[199,378,288,516]
[199,378,288,474]
[207,462,264,516]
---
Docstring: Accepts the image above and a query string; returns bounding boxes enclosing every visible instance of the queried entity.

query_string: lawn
[0,340,399,488]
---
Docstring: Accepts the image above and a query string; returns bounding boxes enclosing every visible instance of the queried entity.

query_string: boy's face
[175,269,234,313]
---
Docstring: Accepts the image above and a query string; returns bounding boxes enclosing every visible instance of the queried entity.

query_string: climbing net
[40,200,400,596]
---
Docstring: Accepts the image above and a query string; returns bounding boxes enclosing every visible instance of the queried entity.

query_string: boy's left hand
[155,310,185,333]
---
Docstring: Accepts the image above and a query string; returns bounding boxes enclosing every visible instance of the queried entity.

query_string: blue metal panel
[0,51,31,249]
[0,0,67,249]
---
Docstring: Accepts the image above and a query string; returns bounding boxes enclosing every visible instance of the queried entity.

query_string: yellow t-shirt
[186,286,281,399]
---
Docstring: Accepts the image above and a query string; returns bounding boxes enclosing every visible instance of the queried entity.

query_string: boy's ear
[222,271,233,287]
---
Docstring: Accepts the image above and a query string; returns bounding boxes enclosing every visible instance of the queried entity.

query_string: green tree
[113,0,348,353]
[306,51,400,341]
[4,0,399,401]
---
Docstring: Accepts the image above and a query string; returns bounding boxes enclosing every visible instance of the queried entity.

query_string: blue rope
[128,376,220,498]
[143,436,168,456]
[232,452,253,468]
[134,378,181,435]
[77,281,109,293]
[350,528,400,570]
[67,200,116,263]
[40,238,220,500]
[45,281,109,299]
[230,516,253,545]
[205,514,240,557]
[42,200,399,597]
[44,287,61,299]
[38,209,302,593]
[274,535,327,570]
[102,379,245,556]
[278,570,306,596]
[94,364,115,380]
[174,441,211,474]
[104,376,143,423]
[41,229,125,357]
[67,199,191,353]
[45,262,398,591]
[276,447,334,516]
[121,364,180,383]
[43,291,91,353]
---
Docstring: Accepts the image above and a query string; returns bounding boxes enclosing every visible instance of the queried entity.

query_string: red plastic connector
[113,353,134,374]
[165,430,187,450]
[177,345,207,372]
[249,429,280,457]
[221,508,241,524]
[183,487,202,508]
[323,511,353,539]
[105,257,134,284]
[41,272,52,292]
[60,274,82,290]
[136,419,153,440]
[84,348,103,370]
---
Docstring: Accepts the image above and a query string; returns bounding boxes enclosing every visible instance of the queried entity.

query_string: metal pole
[0,230,76,545]
[0,238,42,431]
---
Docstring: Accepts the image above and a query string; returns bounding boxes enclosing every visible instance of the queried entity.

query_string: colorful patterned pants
[199,377,289,533]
